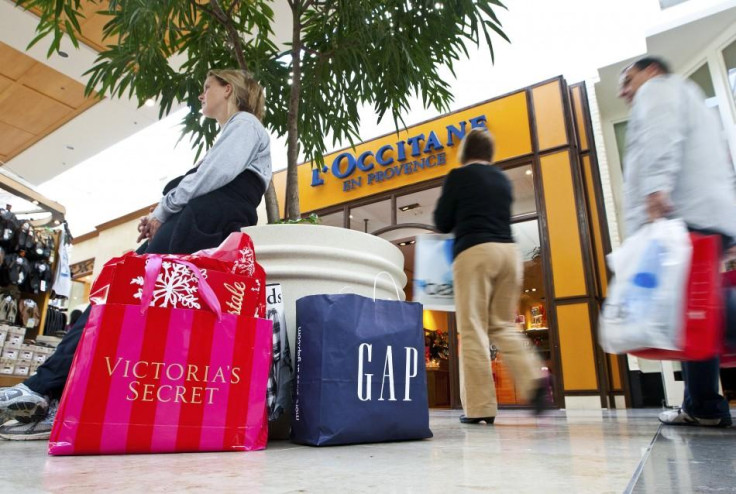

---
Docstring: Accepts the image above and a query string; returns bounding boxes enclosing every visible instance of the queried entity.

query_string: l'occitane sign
[295,90,532,212]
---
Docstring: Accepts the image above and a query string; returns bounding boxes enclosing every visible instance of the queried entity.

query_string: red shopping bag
[721,270,736,368]
[106,256,265,318]
[89,232,267,318]
[48,256,273,455]
[631,233,723,361]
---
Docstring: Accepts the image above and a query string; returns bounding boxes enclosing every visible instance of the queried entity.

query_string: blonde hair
[207,69,266,121]
[458,128,495,165]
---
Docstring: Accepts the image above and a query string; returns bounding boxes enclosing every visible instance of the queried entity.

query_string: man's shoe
[459,415,495,424]
[0,384,49,424]
[0,399,57,441]
[659,409,732,427]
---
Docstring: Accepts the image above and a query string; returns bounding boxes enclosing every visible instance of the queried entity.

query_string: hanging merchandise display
[52,229,71,298]
[0,199,66,382]
[0,207,58,296]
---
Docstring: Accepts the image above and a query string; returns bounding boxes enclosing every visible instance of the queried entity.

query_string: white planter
[242,224,407,351]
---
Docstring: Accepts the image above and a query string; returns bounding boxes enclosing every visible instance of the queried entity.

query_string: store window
[396,187,441,226]
[613,121,628,166]
[723,37,736,111]
[319,210,344,228]
[506,164,537,216]
[349,199,391,233]
[688,62,726,136]
[689,62,717,102]
[490,219,550,405]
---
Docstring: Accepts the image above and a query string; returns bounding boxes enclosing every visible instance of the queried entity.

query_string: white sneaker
[0,384,49,424]
[659,409,732,427]
[0,399,58,441]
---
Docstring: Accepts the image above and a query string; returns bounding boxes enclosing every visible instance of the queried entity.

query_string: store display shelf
[0,375,25,387]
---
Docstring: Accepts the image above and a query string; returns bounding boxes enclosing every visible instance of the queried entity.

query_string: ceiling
[595,2,736,121]
[0,0,168,188]
[0,41,101,165]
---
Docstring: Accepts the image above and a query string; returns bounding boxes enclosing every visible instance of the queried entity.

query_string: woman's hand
[136,214,162,242]
[136,215,150,243]
[147,217,162,240]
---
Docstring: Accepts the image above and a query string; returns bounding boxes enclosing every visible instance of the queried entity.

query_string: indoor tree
[16,0,509,222]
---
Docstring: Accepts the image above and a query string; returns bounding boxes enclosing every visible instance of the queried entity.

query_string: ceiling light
[525,170,532,176]
[58,50,69,58]
[32,200,39,205]
[398,203,420,212]
[145,98,156,107]
[65,145,74,150]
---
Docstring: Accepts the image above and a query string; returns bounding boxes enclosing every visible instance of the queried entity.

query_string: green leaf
[18,0,510,220]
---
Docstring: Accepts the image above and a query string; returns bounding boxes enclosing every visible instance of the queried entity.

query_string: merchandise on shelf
[0,323,59,377]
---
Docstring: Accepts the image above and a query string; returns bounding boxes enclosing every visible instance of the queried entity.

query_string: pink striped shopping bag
[48,256,272,455]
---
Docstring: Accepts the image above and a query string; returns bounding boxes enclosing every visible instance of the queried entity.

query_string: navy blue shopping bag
[291,292,433,446]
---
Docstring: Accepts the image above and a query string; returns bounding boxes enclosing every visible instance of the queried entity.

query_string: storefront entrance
[273,76,626,409]
[310,168,559,409]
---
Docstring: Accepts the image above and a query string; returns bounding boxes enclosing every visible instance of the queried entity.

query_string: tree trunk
[264,179,280,223]
[285,0,303,221]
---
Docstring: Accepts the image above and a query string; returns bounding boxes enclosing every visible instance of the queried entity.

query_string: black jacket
[144,167,265,255]
[433,163,514,258]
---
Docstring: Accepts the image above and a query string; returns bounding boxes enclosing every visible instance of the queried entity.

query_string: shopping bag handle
[142,255,223,319]
[373,271,401,301]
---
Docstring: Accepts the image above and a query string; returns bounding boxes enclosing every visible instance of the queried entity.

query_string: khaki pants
[453,242,542,417]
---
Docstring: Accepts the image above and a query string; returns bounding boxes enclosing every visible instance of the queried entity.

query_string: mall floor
[1,409,734,493]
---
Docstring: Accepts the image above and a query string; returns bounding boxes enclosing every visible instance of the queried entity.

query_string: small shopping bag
[265,283,293,422]
[413,234,455,311]
[48,256,273,455]
[291,273,432,446]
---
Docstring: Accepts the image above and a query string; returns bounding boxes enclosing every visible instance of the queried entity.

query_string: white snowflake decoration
[232,247,256,276]
[132,261,202,309]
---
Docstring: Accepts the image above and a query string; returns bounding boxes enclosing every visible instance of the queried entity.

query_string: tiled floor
[0,409,733,493]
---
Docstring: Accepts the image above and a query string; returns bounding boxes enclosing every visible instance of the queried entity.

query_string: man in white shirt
[619,56,735,427]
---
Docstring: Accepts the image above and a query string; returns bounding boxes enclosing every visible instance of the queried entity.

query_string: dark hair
[630,56,671,75]
[458,128,495,164]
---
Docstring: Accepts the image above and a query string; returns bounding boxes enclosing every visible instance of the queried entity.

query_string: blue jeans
[682,358,731,420]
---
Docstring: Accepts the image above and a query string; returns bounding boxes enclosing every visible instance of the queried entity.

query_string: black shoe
[530,380,551,416]
[459,415,495,424]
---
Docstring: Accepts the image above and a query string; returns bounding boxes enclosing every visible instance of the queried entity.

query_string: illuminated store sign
[311,115,488,192]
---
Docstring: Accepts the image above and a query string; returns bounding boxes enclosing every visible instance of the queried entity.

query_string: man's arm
[633,80,686,220]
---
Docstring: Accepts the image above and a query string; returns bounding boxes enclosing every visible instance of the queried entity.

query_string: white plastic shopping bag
[413,234,455,311]
[599,219,692,354]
